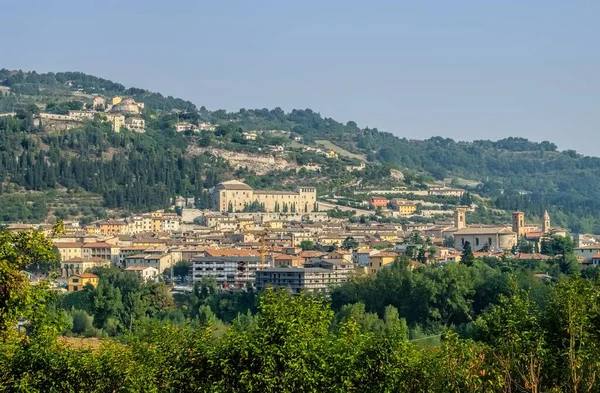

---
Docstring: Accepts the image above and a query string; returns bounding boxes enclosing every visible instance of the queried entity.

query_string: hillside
[1,68,600,233]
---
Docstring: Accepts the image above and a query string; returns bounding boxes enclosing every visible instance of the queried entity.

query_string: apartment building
[191,249,273,289]
[255,264,351,294]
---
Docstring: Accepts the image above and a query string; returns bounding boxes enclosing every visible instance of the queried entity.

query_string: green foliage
[341,236,359,250]
[300,240,314,251]
[461,241,475,267]
[173,260,191,281]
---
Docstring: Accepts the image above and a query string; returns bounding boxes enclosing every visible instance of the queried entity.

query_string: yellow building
[68,273,99,292]
[376,232,399,242]
[54,242,84,261]
[105,113,125,132]
[85,226,101,235]
[112,96,123,105]
[214,180,317,213]
[397,203,417,216]
[265,220,285,229]
[62,257,110,277]
[368,251,400,274]
[151,217,162,232]
[391,199,418,216]
[326,150,339,159]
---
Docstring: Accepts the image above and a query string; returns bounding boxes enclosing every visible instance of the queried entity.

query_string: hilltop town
[7,175,598,298]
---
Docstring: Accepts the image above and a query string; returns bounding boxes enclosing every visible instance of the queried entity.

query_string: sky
[2,0,599,155]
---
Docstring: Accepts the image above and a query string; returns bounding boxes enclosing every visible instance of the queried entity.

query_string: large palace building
[213,180,317,213]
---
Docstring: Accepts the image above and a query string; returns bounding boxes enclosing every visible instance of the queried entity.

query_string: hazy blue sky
[2,1,599,154]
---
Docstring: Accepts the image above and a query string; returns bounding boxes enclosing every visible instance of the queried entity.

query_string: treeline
[6,230,600,391]
[0,116,225,212]
[6,276,600,391]
[0,69,196,112]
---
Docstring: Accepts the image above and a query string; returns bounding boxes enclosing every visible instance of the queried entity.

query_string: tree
[517,235,533,253]
[300,240,314,251]
[173,260,191,282]
[341,236,358,250]
[459,192,473,206]
[461,241,475,267]
[0,229,60,334]
[475,283,546,393]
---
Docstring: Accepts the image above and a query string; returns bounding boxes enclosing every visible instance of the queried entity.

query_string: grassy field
[315,140,366,161]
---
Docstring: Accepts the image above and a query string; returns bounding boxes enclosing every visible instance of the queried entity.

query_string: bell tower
[512,211,525,237]
[455,207,467,229]
[543,210,550,234]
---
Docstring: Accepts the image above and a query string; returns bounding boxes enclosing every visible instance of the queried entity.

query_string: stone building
[213,180,317,213]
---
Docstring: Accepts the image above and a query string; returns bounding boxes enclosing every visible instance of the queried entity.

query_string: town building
[91,96,105,109]
[68,110,95,121]
[255,264,351,294]
[175,122,199,132]
[82,242,120,266]
[368,251,400,274]
[105,113,125,132]
[54,242,84,261]
[124,116,145,132]
[390,199,418,216]
[191,249,273,289]
[68,273,99,292]
[213,180,317,213]
[124,266,159,282]
[428,185,465,197]
[124,253,174,273]
[454,227,517,251]
[110,97,144,114]
[61,257,110,277]
[370,196,388,208]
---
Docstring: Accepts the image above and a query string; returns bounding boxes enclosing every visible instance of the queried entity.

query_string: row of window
[460,237,494,246]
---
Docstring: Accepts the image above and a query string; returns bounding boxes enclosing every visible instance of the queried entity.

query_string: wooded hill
[1,69,599,233]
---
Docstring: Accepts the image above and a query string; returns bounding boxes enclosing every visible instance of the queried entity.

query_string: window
[488,238,492,246]
[475,238,479,246]
[461,238,465,246]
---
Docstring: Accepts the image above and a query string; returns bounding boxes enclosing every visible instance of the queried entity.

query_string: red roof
[70,273,98,278]
[54,242,84,248]
[204,249,260,257]
[82,242,113,248]
[64,257,105,262]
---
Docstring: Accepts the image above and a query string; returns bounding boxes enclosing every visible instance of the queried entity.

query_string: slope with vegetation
[1,68,599,232]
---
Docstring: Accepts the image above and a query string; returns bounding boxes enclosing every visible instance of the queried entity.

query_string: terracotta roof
[54,242,84,248]
[70,273,98,278]
[512,253,552,260]
[82,242,113,248]
[216,180,253,190]
[125,266,155,271]
[592,252,600,259]
[298,251,326,258]
[64,257,106,263]
[454,227,514,235]
[204,249,261,257]
[254,190,299,195]
[372,251,400,258]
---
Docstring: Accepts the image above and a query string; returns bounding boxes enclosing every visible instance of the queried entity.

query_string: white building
[124,266,159,282]
[192,249,273,289]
